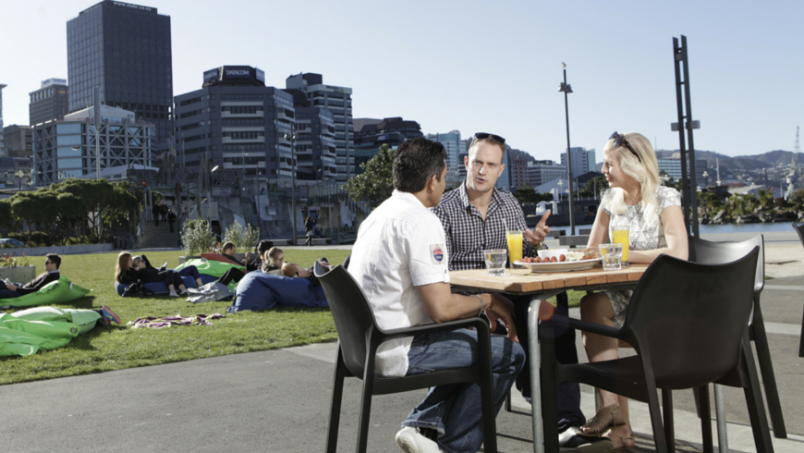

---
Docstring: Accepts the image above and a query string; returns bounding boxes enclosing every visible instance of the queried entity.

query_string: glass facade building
[67,1,172,148]
[0,84,6,156]
[33,105,154,185]
[286,73,353,183]
[30,79,70,126]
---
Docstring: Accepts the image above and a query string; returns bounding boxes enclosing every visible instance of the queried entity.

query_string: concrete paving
[2,231,804,452]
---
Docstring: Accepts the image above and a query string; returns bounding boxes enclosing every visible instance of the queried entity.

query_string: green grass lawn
[0,249,350,385]
[0,248,586,386]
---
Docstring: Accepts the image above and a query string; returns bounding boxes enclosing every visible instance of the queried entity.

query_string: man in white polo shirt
[349,137,525,453]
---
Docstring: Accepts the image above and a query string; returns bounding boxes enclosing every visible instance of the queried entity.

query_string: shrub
[224,222,260,251]
[181,219,214,256]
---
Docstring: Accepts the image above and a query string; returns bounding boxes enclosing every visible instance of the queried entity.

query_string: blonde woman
[262,247,285,275]
[578,132,688,451]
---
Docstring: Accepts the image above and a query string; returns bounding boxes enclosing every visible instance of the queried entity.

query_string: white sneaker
[395,427,443,453]
[169,290,179,297]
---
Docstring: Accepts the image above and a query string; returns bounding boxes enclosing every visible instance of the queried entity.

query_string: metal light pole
[284,131,297,244]
[558,63,576,235]
[94,86,101,179]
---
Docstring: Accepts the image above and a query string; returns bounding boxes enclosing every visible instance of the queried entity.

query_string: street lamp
[558,63,576,235]
[284,131,297,244]
[702,171,709,188]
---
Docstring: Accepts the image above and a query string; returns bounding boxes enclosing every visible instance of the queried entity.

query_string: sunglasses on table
[609,131,641,162]
[473,132,506,144]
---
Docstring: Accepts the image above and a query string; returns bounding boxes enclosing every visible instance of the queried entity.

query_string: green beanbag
[176,258,243,278]
[1,275,91,309]
[0,307,102,357]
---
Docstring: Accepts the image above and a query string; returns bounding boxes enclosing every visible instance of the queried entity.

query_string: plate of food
[514,248,602,272]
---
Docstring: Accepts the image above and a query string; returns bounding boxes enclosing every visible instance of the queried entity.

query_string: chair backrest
[314,261,381,379]
[688,234,764,294]
[623,248,759,389]
[792,222,804,248]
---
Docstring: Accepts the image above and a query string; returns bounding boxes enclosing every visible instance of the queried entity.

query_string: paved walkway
[2,231,803,452]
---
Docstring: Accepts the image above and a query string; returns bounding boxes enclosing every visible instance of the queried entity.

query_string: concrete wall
[2,243,114,257]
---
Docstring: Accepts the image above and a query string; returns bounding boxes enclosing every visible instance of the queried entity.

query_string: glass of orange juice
[611,225,630,268]
[506,230,523,267]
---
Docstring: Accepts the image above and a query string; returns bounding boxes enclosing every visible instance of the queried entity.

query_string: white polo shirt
[348,190,451,377]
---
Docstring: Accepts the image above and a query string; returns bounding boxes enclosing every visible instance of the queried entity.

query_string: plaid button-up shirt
[433,183,539,271]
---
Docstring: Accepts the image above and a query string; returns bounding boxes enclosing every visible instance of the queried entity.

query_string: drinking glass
[483,249,507,276]
[599,243,623,271]
[506,231,523,267]
[611,225,630,268]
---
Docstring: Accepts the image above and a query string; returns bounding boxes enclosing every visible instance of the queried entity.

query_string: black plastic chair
[539,250,773,453]
[689,234,786,439]
[791,222,804,357]
[314,262,499,453]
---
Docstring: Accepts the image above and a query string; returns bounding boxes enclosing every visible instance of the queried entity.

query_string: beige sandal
[608,432,636,453]
[577,405,626,437]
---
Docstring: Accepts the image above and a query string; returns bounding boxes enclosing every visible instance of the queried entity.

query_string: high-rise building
[33,104,155,185]
[560,147,596,179]
[657,158,708,187]
[509,154,530,189]
[286,73,353,183]
[528,160,567,189]
[67,1,172,147]
[174,66,296,183]
[29,79,70,125]
[353,117,423,175]
[0,84,6,156]
[3,125,33,158]
[426,130,462,174]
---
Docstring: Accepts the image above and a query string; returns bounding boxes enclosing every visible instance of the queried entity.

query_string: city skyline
[1,0,802,162]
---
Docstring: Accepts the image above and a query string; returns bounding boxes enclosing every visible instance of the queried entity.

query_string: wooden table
[450,264,649,453]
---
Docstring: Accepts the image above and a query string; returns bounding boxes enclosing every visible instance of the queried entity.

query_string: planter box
[0,266,36,283]
[178,256,203,265]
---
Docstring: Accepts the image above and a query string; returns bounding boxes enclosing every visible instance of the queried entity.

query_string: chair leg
[355,377,374,453]
[505,389,512,413]
[751,298,787,438]
[662,389,675,453]
[741,335,775,453]
[326,347,347,453]
[539,323,560,453]
[480,369,499,453]
[714,384,729,453]
[799,303,804,358]
[695,385,714,453]
[639,348,668,453]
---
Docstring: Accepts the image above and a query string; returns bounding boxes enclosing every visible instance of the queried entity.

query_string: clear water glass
[484,249,507,276]
[599,243,623,271]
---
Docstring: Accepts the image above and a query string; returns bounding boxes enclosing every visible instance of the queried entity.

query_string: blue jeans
[177,265,200,280]
[0,281,20,299]
[403,328,526,453]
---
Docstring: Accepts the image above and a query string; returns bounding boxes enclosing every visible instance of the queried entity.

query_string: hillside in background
[652,149,798,170]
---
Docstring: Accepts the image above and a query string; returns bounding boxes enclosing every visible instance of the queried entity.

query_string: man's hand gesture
[524,210,551,246]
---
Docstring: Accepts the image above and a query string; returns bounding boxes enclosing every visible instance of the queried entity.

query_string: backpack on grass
[122,281,155,298]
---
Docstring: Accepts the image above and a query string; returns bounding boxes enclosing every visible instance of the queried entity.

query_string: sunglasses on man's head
[609,131,641,162]
[473,132,506,144]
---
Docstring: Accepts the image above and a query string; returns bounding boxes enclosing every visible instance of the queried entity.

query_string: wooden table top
[449,264,649,294]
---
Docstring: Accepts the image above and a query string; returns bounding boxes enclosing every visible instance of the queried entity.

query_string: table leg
[529,297,544,453]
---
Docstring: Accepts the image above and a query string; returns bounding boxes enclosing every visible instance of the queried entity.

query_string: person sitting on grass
[114,252,199,297]
[0,254,62,299]
[262,247,286,276]
[281,258,330,286]
[220,241,239,264]
[216,240,275,287]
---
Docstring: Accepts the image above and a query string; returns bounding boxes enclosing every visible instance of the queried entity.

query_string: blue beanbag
[115,276,198,297]
[228,272,328,312]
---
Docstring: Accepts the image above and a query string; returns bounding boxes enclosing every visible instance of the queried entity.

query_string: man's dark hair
[46,253,62,269]
[222,241,235,252]
[393,138,447,193]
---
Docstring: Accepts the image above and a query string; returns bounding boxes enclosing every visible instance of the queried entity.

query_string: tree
[578,176,608,198]
[513,185,539,205]
[344,144,395,208]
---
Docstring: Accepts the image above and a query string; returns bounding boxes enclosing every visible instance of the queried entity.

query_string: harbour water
[551,222,798,235]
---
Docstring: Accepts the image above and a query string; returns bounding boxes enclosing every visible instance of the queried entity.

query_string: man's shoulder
[434,189,464,213]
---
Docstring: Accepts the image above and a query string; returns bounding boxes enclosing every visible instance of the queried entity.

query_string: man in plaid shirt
[433,133,610,452]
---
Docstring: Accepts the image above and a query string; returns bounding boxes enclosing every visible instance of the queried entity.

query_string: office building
[509,153,530,189]
[353,117,423,175]
[67,1,172,147]
[560,147,596,179]
[0,84,6,156]
[3,125,33,158]
[32,104,155,185]
[528,161,567,189]
[29,78,69,125]
[286,73,353,182]
[174,66,297,182]
[426,130,463,176]
[0,156,33,188]
[657,158,708,186]
[283,88,338,181]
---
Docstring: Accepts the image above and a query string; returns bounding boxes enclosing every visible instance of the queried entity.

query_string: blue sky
[2,0,802,162]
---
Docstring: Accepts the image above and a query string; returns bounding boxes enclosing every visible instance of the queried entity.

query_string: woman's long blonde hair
[114,251,132,283]
[603,132,661,226]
